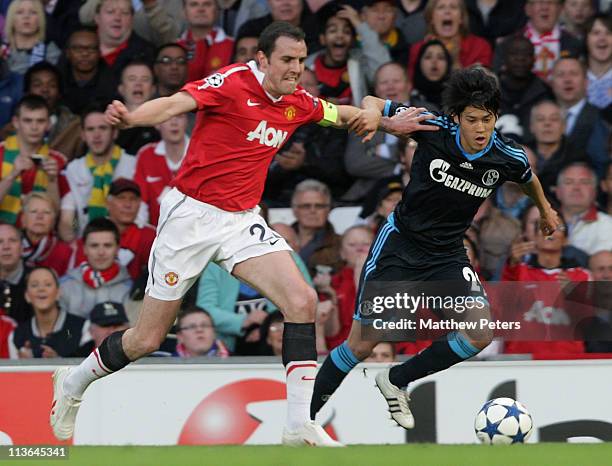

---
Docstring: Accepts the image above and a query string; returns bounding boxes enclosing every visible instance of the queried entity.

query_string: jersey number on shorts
[250,223,282,245]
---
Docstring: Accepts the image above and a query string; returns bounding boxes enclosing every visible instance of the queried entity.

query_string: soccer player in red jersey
[50,21,381,446]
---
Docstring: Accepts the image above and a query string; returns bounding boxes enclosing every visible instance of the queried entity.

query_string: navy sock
[310,342,359,420]
[389,332,481,388]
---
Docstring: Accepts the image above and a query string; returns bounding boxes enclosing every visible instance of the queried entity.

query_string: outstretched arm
[520,174,562,236]
[319,100,381,142]
[105,92,198,128]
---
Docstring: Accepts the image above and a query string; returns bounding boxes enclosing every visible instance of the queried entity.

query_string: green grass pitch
[15,444,612,466]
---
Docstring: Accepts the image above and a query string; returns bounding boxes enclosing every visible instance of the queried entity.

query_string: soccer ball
[474,397,534,444]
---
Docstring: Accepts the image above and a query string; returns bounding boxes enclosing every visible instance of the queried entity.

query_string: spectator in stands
[527,100,587,197]
[360,0,411,64]
[9,266,93,358]
[498,35,554,136]
[59,218,131,319]
[0,56,22,128]
[153,43,189,98]
[561,0,594,41]
[135,114,189,225]
[551,57,610,177]
[232,32,259,63]
[584,249,612,352]
[395,0,427,45]
[238,0,320,55]
[325,225,373,350]
[601,161,612,215]
[0,313,16,358]
[502,217,590,356]
[116,60,160,155]
[408,0,493,77]
[411,39,452,110]
[94,0,155,75]
[465,0,528,46]
[344,63,421,202]
[556,162,612,255]
[21,192,73,277]
[0,95,68,222]
[1,0,61,74]
[20,62,81,159]
[0,223,32,323]
[60,27,116,116]
[499,0,583,82]
[291,179,341,272]
[361,181,403,233]
[364,341,396,362]
[516,202,589,268]
[106,179,155,280]
[174,307,229,357]
[263,68,351,205]
[59,105,136,240]
[177,0,234,83]
[585,14,611,110]
[258,310,283,356]
[88,301,130,347]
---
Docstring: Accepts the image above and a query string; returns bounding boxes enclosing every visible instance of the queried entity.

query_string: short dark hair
[23,61,63,96]
[442,67,500,117]
[14,94,50,117]
[67,26,99,46]
[83,217,120,245]
[26,266,60,287]
[177,305,213,330]
[155,42,187,60]
[258,21,305,58]
[120,59,154,83]
[80,102,109,127]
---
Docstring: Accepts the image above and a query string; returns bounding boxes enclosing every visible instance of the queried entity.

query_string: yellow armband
[317,99,338,127]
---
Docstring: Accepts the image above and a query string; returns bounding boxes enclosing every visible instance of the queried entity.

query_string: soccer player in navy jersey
[308,67,562,434]
[49,21,381,446]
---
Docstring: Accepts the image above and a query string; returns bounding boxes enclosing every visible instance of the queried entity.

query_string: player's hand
[41,157,59,181]
[105,100,132,129]
[348,108,381,143]
[385,107,439,136]
[539,208,562,238]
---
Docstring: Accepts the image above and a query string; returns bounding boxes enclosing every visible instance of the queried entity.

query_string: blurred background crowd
[0,0,610,362]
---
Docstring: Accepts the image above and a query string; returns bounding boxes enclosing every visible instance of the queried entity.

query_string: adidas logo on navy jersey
[459,162,474,170]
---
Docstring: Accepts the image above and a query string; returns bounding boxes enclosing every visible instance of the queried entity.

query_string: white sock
[63,348,114,399]
[285,360,317,431]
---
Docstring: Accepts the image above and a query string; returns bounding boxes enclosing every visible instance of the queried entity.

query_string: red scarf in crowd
[21,234,57,267]
[81,262,121,289]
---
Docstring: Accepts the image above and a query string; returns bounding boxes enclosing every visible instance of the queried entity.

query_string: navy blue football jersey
[384,100,533,250]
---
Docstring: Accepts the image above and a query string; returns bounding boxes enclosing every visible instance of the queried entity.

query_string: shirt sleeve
[180,70,231,111]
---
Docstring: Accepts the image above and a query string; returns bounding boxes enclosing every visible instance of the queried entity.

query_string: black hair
[14,94,50,117]
[67,26,99,45]
[80,101,109,127]
[413,39,452,107]
[154,42,188,60]
[257,21,305,58]
[316,1,356,37]
[177,305,213,330]
[83,217,120,245]
[442,67,500,117]
[120,59,154,82]
[23,61,63,96]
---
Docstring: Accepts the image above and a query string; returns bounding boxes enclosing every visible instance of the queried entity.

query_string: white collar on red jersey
[247,60,283,103]
[154,136,189,172]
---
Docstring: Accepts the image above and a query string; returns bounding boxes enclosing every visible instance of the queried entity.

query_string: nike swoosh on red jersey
[247,99,261,107]
[146,176,163,183]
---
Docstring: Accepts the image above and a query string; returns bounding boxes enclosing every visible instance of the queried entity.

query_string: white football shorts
[146,188,291,301]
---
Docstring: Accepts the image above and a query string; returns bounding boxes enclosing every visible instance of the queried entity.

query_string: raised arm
[519,174,562,236]
[105,92,198,128]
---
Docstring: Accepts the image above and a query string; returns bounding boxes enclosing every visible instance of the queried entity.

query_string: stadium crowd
[0,0,610,360]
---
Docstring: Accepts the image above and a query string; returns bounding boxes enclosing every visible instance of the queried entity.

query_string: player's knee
[284,286,317,322]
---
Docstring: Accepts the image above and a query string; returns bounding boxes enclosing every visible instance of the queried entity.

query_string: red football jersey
[174,61,331,211]
[135,140,186,225]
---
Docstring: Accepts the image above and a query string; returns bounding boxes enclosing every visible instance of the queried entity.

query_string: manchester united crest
[284,106,296,121]
[165,272,179,286]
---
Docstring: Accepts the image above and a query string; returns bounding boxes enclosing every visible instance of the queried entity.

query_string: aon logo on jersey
[247,120,288,148]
